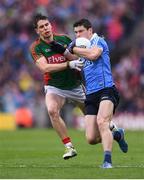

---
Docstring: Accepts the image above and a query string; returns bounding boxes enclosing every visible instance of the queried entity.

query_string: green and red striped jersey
[30,34,81,90]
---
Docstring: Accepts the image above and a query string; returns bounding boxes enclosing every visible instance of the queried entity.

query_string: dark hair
[73,19,92,30]
[33,13,48,28]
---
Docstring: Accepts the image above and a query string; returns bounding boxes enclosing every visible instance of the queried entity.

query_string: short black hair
[73,19,92,30]
[33,13,48,28]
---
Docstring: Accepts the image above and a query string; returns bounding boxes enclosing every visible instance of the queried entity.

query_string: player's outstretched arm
[49,41,78,60]
[36,56,83,73]
[36,56,68,73]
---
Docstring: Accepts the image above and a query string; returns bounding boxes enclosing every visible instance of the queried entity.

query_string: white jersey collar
[90,33,98,41]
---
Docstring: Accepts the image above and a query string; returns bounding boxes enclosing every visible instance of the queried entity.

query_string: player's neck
[41,34,53,43]
[88,33,93,40]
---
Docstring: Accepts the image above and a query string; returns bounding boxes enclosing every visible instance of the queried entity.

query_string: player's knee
[48,107,59,119]
[86,135,98,145]
[97,117,108,131]
[87,138,96,144]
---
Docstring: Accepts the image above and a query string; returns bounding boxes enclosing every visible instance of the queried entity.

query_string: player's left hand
[68,58,84,71]
[49,41,67,54]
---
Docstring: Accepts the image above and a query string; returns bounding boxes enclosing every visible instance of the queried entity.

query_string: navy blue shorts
[84,86,120,115]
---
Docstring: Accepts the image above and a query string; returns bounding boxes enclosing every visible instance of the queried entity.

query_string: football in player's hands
[75,37,91,48]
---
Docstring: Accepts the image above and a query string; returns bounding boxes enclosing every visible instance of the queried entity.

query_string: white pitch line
[114,165,144,168]
[0,164,144,168]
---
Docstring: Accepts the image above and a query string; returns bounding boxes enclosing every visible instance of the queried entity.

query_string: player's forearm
[64,51,79,61]
[73,46,102,60]
[37,62,68,73]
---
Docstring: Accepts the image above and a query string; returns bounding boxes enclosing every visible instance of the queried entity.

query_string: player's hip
[84,85,120,115]
[44,85,86,103]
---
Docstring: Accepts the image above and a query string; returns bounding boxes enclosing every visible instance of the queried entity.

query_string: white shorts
[44,85,86,103]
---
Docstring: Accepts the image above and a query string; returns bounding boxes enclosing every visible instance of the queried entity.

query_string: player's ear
[88,28,93,34]
[35,28,39,34]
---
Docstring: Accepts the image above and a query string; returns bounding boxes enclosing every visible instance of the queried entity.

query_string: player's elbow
[39,66,50,73]
[42,68,47,73]
[36,63,51,73]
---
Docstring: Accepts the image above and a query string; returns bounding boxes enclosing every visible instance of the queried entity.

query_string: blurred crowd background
[0,0,144,128]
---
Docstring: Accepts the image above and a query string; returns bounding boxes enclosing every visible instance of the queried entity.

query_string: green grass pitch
[0,129,144,179]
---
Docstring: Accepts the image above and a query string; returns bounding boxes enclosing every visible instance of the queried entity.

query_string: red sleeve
[29,40,43,62]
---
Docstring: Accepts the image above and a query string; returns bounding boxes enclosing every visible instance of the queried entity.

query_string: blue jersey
[82,33,114,95]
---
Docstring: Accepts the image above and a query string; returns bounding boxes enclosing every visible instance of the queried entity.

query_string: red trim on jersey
[30,39,41,62]
[44,73,51,84]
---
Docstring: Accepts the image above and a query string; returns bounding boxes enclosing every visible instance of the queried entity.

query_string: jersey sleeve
[64,35,72,45]
[97,38,109,53]
[29,42,43,62]
[91,37,104,51]
[67,39,75,50]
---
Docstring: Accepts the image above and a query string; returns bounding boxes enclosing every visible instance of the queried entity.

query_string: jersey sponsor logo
[83,60,93,68]
[64,44,67,48]
[45,48,51,52]
[47,54,66,64]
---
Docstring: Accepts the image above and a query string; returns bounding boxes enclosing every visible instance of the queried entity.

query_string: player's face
[74,26,92,40]
[36,19,53,40]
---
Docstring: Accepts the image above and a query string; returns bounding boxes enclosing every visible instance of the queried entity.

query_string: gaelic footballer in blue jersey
[71,19,128,169]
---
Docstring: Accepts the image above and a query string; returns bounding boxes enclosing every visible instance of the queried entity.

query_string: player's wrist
[67,40,76,54]
[63,49,70,56]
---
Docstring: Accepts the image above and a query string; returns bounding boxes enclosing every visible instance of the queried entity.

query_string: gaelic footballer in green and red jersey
[30,34,81,90]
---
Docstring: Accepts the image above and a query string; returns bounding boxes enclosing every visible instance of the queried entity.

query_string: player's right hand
[68,58,84,71]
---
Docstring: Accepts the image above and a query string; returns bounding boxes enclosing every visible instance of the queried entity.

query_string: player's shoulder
[97,35,108,46]
[54,33,71,41]
[96,34,107,42]
[29,38,41,51]
[99,35,106,41]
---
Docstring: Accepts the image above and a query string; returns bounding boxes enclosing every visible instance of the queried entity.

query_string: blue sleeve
[91,37,104,51]
[97,38,109,52]
[67,39,76,53]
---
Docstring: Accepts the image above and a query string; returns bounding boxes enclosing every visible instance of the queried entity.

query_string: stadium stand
[0,0,143,128]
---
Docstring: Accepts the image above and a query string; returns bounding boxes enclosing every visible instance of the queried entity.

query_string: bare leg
[97,100,114,152]
[85,115,101,144]
[45,93,68,139]
[45,93,77,159]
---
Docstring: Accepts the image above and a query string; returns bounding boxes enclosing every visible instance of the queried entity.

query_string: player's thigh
[85,115,100,139]
[97,100,114,123]
[45,93,65,111]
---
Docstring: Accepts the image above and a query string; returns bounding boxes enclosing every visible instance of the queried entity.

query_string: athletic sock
[104,151,112,164]
[62,137,73,148]
[109,121,118,131]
